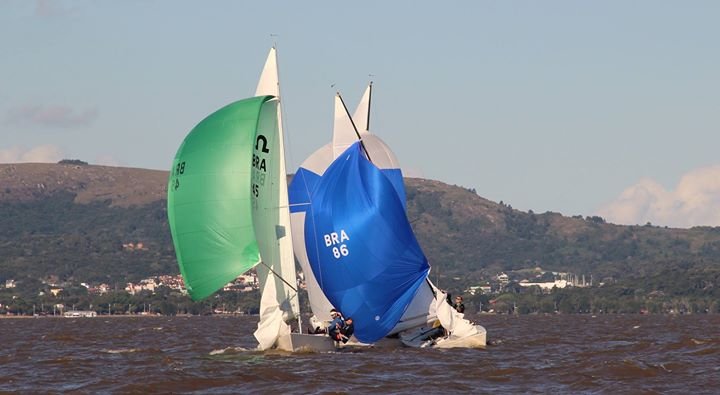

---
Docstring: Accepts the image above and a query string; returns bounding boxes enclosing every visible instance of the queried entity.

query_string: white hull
[273,326,486,352]
[400,325,487,349]
[434,325,487,348]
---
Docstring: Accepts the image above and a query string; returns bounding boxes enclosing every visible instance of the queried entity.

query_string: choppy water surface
[1,314,719,394]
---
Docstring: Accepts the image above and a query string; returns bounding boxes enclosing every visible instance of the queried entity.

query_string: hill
[405,178,720,286]
[0,163,175,284]
[1,162,719,307]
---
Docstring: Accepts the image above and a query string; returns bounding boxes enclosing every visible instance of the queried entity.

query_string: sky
[1,1,719,228]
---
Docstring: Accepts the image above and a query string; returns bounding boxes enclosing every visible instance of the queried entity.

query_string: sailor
[328,309,345,341]
[453,296,465,313]
[308,315,327,334]
[339,317,354,343]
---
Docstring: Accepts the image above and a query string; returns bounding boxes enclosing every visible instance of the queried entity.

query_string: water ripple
[0,315,719,393]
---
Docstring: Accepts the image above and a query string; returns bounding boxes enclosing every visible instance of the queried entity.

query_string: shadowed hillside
[1,163,719,297]
[404,178,720,289]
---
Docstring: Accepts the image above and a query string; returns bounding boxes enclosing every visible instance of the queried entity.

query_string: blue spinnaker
[288,167,321,214]
[304,142,430,343]
[289,167,406,213]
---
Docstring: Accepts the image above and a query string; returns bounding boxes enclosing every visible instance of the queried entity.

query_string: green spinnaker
[167,95,273,301]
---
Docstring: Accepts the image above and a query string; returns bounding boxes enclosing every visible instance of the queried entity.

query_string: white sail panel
[356,134,401,171]
[291,211,335,321]
[434,289,479,339]
[252,49,299,349]
[253,300,291,350]
[255,47,280,97]
[332,94,359,159]
[388,278,437,334]
[275,97,299,320]
[253,99,299,315]
[252,99,295,349]
[352,83,372,133]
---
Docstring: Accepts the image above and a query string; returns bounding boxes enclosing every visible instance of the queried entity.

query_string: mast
[276,48,303,334]
[351,82,373,133]
[255,46,302,334]
[366,82,372,132]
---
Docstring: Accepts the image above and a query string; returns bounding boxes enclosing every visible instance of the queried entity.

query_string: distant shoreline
[0,313,260,319]
[0,314,177,319]
[0,312,707,319]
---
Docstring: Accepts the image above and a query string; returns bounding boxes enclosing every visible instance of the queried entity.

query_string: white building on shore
[63,310,97,318]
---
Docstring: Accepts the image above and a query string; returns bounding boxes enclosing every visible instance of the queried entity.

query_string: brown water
[1,314,719,394]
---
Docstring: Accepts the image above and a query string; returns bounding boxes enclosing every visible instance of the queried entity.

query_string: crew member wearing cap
[339,317,354,343]
[328,309,345,341]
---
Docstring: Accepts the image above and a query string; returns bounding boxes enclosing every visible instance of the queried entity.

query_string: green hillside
[1,163,718,314]
[405,178,720,287]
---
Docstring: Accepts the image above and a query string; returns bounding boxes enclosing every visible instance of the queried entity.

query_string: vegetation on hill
[405,178,720,283]
[0,191,176,283]
[0,164,718,315]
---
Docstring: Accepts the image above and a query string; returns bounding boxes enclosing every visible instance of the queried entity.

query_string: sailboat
[288,85,409,327]
[289,88,487,348]
[167,47,335,352]
[302,140,430,343]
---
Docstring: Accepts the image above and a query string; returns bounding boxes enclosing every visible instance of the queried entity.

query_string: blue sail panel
[288,167,321,213]
[289,167,403,212]
[304,143,429,343]
[381,168,407,210]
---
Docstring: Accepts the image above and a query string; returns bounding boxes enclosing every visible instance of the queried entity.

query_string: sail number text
[172,161,186,191]
[324,230,350,259]
[252,134,269,198]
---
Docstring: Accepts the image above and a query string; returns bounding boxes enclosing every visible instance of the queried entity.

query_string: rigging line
[426,277,437,298]
[288,202,311,207]
[366,80,372,132]
[258,260,298,293]
[336,92,372,163]
[258,202,311,210]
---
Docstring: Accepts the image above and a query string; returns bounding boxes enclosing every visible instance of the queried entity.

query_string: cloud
[6,105,98,128]
[596,165,720,228]
[0,145,64,164]
[34,0,74,17]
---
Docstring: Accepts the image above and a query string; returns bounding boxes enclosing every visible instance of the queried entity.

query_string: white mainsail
[252,47,299,350]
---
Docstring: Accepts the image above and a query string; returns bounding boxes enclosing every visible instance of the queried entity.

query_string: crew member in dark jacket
[453,296,465,313]
[339,317,354,343]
